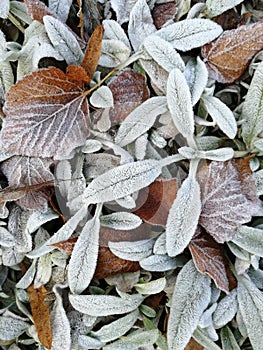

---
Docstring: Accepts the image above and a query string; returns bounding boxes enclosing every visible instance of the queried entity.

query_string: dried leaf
[27,284,52,349]
[134,177,178,226]
[197,159,258,243]
[152,2,178,29]
[201,22,263,83]
[24,0,54,23]
[213,9,250,31]
[81,24,103,84]
[1,66,90,159]
[185,338,204,350]
[189,226,236,293]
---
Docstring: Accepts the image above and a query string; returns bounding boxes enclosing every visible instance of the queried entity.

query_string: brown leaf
[27,284,52,349]
[201,22,263,83]
[95,69,149,126]
[189,226,237,293]
[213,9,251,30]
[81,25,103,84]
[1,66,90,159]
[185,338,204,350]
[1,156,54,211]
[151,2,178,29]
[197,158,258,243]
[51,237,78,254]
[24,0,54,23]
[134,177,178,226]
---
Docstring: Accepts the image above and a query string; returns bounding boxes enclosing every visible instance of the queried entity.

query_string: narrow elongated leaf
[48,0,73,22]
[156,18,222,51]
[220,326,241,350]
[193,327,222,350]
[0,316,28,340]
[1,66,90,159]
[178,146,234,161]
[166,175,201,257]
[115,96,167,147]
[68,214,100,294]
[83,159,163,204]
[213,289,238,329]
[232,225,263,257]
[201,22,263,83]
[92,309,139,342]
[128,0,156,51]
[78,335,103,349]
[206,0,243,17]
[140,254,179,271]
[109,238,155,261]
[237,276,263,350]
[167,260,211,350]
[43,15,83,65]
[143,35,185,73]
[103,19,131,49]
[16,260,37,289]
[202,95,237,139]
[69,293,144,316]
[167,68,194,138]
[100,212,142,230]
[184,57,208,106]
[134,277,166,295]
[241,61,263,148]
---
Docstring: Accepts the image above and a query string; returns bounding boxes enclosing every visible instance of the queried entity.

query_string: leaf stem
[8,13,25,34]
[159,154,186,168]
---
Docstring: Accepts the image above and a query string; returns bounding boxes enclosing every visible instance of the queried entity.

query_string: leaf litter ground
[0,1,263,350]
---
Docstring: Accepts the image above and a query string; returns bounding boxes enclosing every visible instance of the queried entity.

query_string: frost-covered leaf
[100,212,142,230]
[50,285,71,350]
[16,260,37,289]
[143,35,185,73]
[140,254,179,272]
[212,289,238,329]
[69,293,144,316]
[43,15,83,65]
[232,225,263,257]
[26,208,58,234]
[27,284,52,349]
[1,156,54,211]
[220,326,241,350]
[189,226,236,293]
[123,329,160,347]
[178,146,234,161]
[0,0,9,19]
[34,253,52,288]
[110,0,137,25]
[90,86,114,108]
[128,0,156,51]
[197,159,258,243]
[0,315,28,340]
[202,95,237,139]
[103,19,131,49]
[0,226,15,247]
[152,2,178,29]
[167,68,194,138]
[237,276,263,350]
[134,277,166,295]
[25,0,54,22]
[166,173,201,257]
[109,238,155,261]
[0,30,14,94]
[241,61,263,148]
[167,260,211,350]
[201,22,263,83]
[206,0,244,17]
[156,18,222,51]
[115,96,167,146]
[68,214,100,294]
[48,0,73,22]
[84,159,163,205]
[193,327,222,350]
[1,66,90,159]
[92,309,139,342]
[99,39,131,68]
[78,335,103,349]
[184,57,208,106]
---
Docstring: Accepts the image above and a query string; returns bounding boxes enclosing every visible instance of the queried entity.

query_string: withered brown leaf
[189,226,236,293]
[201,22,263,83]
[1,156,54,211]
[197,158,258,243]
[24,0,54,23]
[151,2,178,29]
[134,177,178,226]
[185,338,204,350]
[1,66,90,159]
[27,284,52,349]
[81,24,104,84]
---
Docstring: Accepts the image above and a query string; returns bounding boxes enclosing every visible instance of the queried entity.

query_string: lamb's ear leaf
[206,0,243,17]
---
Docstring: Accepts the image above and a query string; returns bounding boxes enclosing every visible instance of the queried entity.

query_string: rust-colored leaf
[197,158,257,243]
[1,156,54,211]
[24,0,54,23]
[201,22,263,83]
[185,337,204,350]
[81,24,104,84]
[1,66,90,159]
[51,237,78,255]
[213,9,251,30]
[27,284,52,349]
[151,2,178,29]
[94,69,150,126]
[134,177,178,226]
[94,247,140,279]
[189,226,237,293]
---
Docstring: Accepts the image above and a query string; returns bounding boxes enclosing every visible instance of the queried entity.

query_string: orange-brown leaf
[201,22,263,83]
[51,237,78,255]
[1,66,90,159]
[134,177,178,226]
[185,338,204,350]
[27,284,52,349]
[189,226,237,293]
[81,25,104,84]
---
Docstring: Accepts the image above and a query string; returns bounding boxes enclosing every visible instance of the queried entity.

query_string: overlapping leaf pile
[0,1,263,350]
